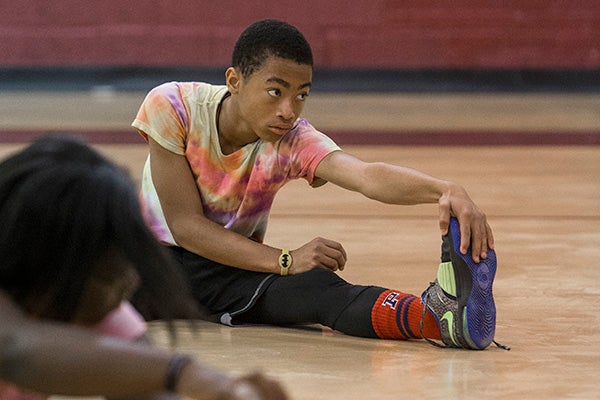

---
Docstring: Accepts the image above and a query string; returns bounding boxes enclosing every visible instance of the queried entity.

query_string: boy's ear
[225,67,240,93]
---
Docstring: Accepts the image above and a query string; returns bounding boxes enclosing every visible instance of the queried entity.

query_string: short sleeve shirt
[88,300,147,340]
[132,82,340,245]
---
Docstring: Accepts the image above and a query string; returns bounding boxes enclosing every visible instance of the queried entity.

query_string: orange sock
[371,289,441,340]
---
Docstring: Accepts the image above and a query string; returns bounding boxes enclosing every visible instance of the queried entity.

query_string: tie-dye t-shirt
[132,82,340,245]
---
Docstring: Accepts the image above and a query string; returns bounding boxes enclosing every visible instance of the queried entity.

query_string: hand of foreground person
[178,367,289,400]
[231,373,289,400]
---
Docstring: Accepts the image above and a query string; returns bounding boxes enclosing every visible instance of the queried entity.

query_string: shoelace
[420,282,511,351]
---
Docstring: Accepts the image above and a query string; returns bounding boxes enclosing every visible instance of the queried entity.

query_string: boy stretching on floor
[133,19,505,350]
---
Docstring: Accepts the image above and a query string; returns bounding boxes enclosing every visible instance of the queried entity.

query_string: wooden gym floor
[0,89,599,399]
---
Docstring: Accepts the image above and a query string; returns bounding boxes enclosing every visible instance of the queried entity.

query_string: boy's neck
[216,94,256,154]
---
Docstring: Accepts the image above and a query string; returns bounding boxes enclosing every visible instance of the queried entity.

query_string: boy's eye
[268,89,281,97]
[297,93,309,101]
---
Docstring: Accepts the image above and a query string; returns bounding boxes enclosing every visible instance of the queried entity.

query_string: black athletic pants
[168,246,387,338]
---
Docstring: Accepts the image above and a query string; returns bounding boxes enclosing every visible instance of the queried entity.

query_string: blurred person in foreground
[0,135,287,400]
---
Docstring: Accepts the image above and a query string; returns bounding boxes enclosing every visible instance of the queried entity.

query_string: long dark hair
[0,135,199,322]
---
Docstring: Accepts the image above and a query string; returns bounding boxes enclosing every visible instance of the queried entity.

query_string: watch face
[280,253,292,269]
[279,249,292,276]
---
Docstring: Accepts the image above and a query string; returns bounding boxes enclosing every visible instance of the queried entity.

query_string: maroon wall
[2,0,599,69]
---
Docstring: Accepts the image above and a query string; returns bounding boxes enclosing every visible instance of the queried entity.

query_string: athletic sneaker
[420,217,508,350]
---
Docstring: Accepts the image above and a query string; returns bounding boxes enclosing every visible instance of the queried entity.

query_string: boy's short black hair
[232,19,313,78]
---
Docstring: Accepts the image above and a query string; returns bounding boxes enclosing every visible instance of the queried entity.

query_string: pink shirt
[88,300,147,340]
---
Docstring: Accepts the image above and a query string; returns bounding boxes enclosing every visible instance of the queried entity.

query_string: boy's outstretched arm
[315,151,494,262]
